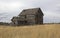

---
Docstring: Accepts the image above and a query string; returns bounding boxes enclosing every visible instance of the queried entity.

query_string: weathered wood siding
[11,8,44,25]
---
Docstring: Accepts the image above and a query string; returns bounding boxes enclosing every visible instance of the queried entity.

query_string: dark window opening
[18,21,27,24]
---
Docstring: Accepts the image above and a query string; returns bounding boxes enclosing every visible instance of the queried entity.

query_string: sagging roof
[18,8,43,16]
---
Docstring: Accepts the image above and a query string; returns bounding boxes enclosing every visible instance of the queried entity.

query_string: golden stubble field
[0,24,60,38]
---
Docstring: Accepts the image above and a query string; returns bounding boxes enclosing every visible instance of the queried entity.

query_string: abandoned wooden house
[11,8,44,25]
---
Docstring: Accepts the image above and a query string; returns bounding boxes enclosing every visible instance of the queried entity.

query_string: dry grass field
[0,24,60,38]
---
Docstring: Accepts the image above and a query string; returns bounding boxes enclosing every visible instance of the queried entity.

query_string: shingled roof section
[18,8,43,16]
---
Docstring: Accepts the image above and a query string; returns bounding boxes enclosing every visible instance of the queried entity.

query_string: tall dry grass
[0,24,60,38]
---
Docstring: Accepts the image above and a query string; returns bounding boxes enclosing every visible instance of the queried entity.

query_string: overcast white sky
[0,0,60,23]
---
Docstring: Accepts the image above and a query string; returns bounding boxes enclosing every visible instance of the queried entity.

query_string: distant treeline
[44,23,60,24]
[0,22,9,25]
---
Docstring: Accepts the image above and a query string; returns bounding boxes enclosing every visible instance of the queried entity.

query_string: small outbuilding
[11,8,44,25]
